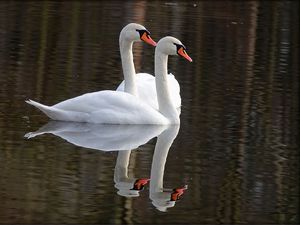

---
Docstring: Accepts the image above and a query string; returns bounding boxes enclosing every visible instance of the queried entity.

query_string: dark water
[0,1,299,224]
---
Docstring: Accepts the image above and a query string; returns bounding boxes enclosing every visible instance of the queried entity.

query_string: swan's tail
[26,99,88,122]
[26,99,64,121]
[26,99,49,110]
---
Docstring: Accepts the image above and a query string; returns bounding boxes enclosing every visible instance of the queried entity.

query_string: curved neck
[155,51,179,123]
[119,36,137,96]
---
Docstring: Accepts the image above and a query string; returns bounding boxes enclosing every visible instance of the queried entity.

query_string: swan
[116,24,182,110]
[25,36,192,124]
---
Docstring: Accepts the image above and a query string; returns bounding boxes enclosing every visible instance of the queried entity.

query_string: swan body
[26,36,192,125]
[26,91,168,124]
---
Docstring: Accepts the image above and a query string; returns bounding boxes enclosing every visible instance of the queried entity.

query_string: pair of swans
[25,121,187,212]
[26,23,192,125]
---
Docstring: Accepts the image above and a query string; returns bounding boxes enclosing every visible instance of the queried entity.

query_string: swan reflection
[25,121,165,151]
[25,121,187,211]
[149,125,187,212]
[114,150,150,197]
[114,125,187,210]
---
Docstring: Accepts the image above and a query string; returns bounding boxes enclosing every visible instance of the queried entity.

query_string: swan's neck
[119,37,137,96]
[155,52,179,124]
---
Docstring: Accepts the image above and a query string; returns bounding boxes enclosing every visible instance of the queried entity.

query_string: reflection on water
[25,121,166,151]
[113,125,187,213]
[0,1,299,224]
[149,125,187,212]
[26,122,186,212]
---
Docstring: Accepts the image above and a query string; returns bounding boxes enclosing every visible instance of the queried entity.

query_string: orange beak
[178,47,193,62]
[141,32,157,46]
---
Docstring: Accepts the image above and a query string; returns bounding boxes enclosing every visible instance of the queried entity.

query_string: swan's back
[27,90,169,124]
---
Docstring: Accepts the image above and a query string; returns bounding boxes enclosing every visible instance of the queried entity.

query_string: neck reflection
[149,125,187,212]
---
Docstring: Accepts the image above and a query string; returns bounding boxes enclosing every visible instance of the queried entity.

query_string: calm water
[0,1,299,224]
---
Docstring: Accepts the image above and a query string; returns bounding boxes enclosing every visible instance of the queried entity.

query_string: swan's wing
[135,73,158,109]
[52,91,112,113]
[27,90,168,124]
[116,73,154,92]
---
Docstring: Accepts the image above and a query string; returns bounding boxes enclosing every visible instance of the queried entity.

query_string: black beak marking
[136,29,150,38]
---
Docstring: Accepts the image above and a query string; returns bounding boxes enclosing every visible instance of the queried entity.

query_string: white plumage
[26,91,168,124]
[26,36,191,125]
[116,72,181,110]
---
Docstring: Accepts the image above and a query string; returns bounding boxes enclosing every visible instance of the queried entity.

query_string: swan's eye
[136,29,142,37]
[173,43,186,52]
[136,29,150,38]
[174,43,183,53]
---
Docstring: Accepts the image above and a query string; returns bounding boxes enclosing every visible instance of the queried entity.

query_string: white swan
[116,23,182,110]
[25,36,192,124]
